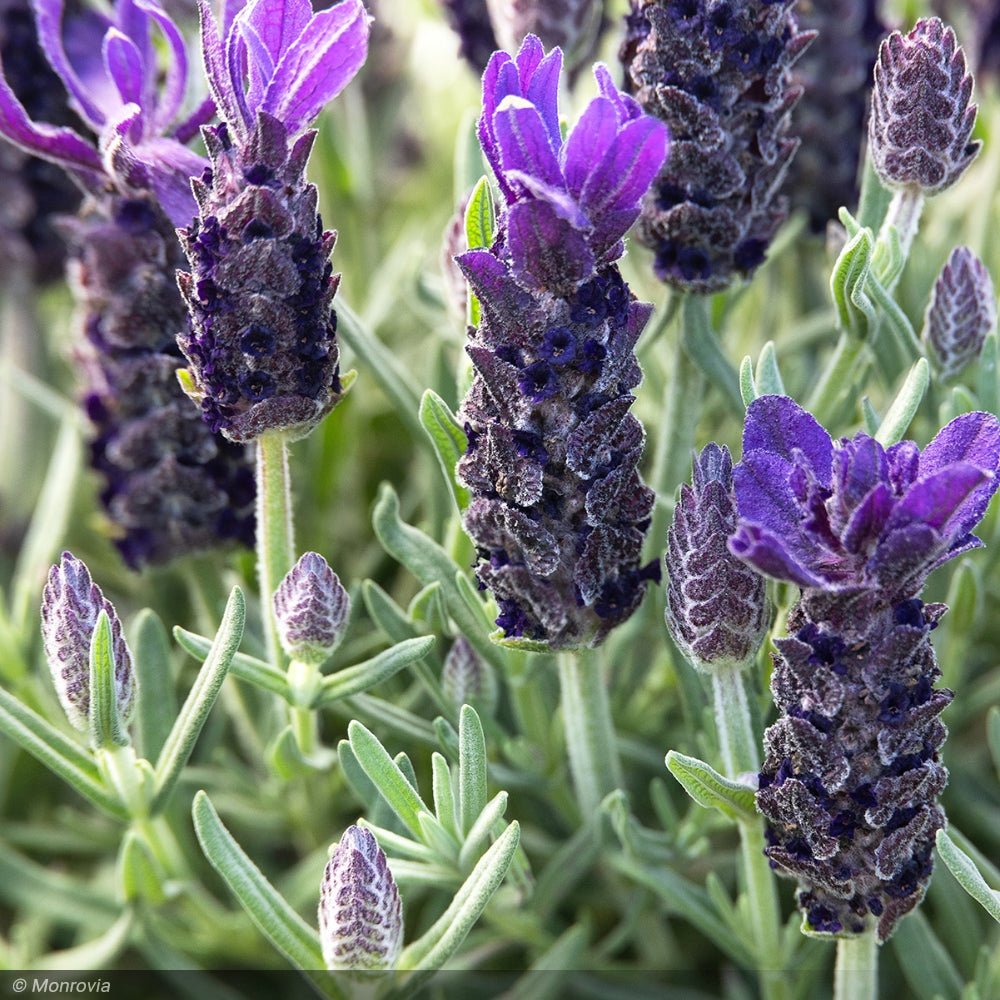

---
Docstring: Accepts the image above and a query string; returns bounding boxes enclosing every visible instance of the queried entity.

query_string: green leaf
[174,626,288,699]
[875,358,930,445]
[680,297,743,416]
[989,707,1000,781]
[458,705,488,837]
[754,341,785,397]
[892,907,965,1000]
[936,830,1000,925]
[130,610,176,764]
[861,397,880,436]
[397,820,520,975]
[739,356,757,407]
[89,611,129,750]
[372,484,503,670]
[464,176,495,328]
[665,750,756,822]
[347,720,430,838]
[34,910,134,971]
[419,389,470,512]
[119,829,168,905]
[192,791,330,977]
[431,752,459,838]
[489,629,552,653]
[151,588,245,813]
[830,226,877,338]
[458,791,508,872]
[0,686,126,819]
[975,329,998,417]
[316,636,434,706]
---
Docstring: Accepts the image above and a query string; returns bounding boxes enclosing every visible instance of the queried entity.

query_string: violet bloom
[0,0,255,568]
[456,36,668,648]
[273,552,350,665]
[620,0,813,292]
[176,0,369,442]
[730,395,1000,941]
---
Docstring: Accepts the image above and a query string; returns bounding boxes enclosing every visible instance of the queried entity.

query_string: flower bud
[40,552,136,732]
[665,444,769,671]
[869,17,979,194]
[922,245,996,380]
[319,826,403,972]
[273,552,350,664]
[442,636,498,711]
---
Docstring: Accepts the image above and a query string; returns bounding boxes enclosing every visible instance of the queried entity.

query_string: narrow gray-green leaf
[152,588,245,813]
[347,720,429,838]
[192,791,328,975]
[89,611,128,750]
[464,175,494,251]
[119,829,168,905]
[131,610,176,763]
[861,397,880,436]
[665,751,756,822]
[892,908,964,1000]
[739,356,757,407]
[34,910,134,971]
[458,791,508,871]
[459,705,488,836]
[0,686,125,819]
[875,357,930,446]
[173,626,288,699]
[936,830,1000,924]
[754,341,785,396]
[431,752,459,838]
[830,227,876,338]
[316,636,434,706]
[420,389,470,512]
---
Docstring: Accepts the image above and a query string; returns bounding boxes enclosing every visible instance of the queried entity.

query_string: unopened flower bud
[665,444,769,671]
[40,552,136,732]
[869,17,979,195]
[319,826,403,972]
[273,552,350,664]
[442,636,498,711]
[922,245,996,380]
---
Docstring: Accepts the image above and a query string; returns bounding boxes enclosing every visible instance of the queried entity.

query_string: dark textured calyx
[178,113,342,442]
[757,596,951,941]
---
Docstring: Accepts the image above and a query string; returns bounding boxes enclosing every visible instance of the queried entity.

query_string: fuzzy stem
[879,184,925,274]
[256,430,294,670]
[807,333,868,425]
[558,648,623,818]
[834,929,878,1000]
[711,664,787,1000]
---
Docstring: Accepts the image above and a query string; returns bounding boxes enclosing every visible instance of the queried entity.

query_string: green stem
[711,664,786,1000]
[834,930,878,1000]
[256,430,294,670]
[807,333,868,424]
[878,184,924,274]
[558,648,622,818]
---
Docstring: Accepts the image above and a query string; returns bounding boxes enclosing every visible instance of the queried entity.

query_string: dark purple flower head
[177,0,369,441]
[273,551,350,665]
[922,245,996,381]
[437,0,498,72]
[40,551,136,733]
[869,17,979,195]
[729,396,1000,602]
[457,36,666,648]
[318,825,403,972]
[666,443,769,671]
[0,0,210,224]
[620,0,814,291]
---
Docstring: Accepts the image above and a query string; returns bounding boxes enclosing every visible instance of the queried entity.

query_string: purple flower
[729,395,1000,602]
[40,552,136,733]
[665,444,769,670]
[0,0,210,225]
[176,0,370,441]
[456,37,667,648]
[869,17,979,195]
[922,245,996,381]
[273,552,350,664]
[318,825,403,972]
[730,397,1000,940]
[620,0,814,291]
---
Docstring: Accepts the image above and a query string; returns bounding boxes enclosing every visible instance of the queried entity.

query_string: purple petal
[743,395,833,486]
[261,0,370,133]
[521,39,561,151]
[593,63,642,122]
[919,410,1000,477]
[0,73,102,176]
[199,0,246,130]
[32,0,110,129]
[504,169,588,229]
[733,450,806,537]
[493,97,563,193]
[104,29,144,110]
[842,482,894,554]
[729,523,826,588]
[507,199,592,291]
[235,0,311,110]
[137,0,189,134]
[888,462,995,541]
[563,96,621,199]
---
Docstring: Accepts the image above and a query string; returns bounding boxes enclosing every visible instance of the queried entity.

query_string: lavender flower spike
[40,552,136,733]
[457,36,668,648]
[273,552,350,665]
[730,396,1000,941]
[869,17,979,195]
[177,0,370,442]
[620,0,814,291]
[319,825,403,972]
[922,246,996,381]
[665,444,769,672]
